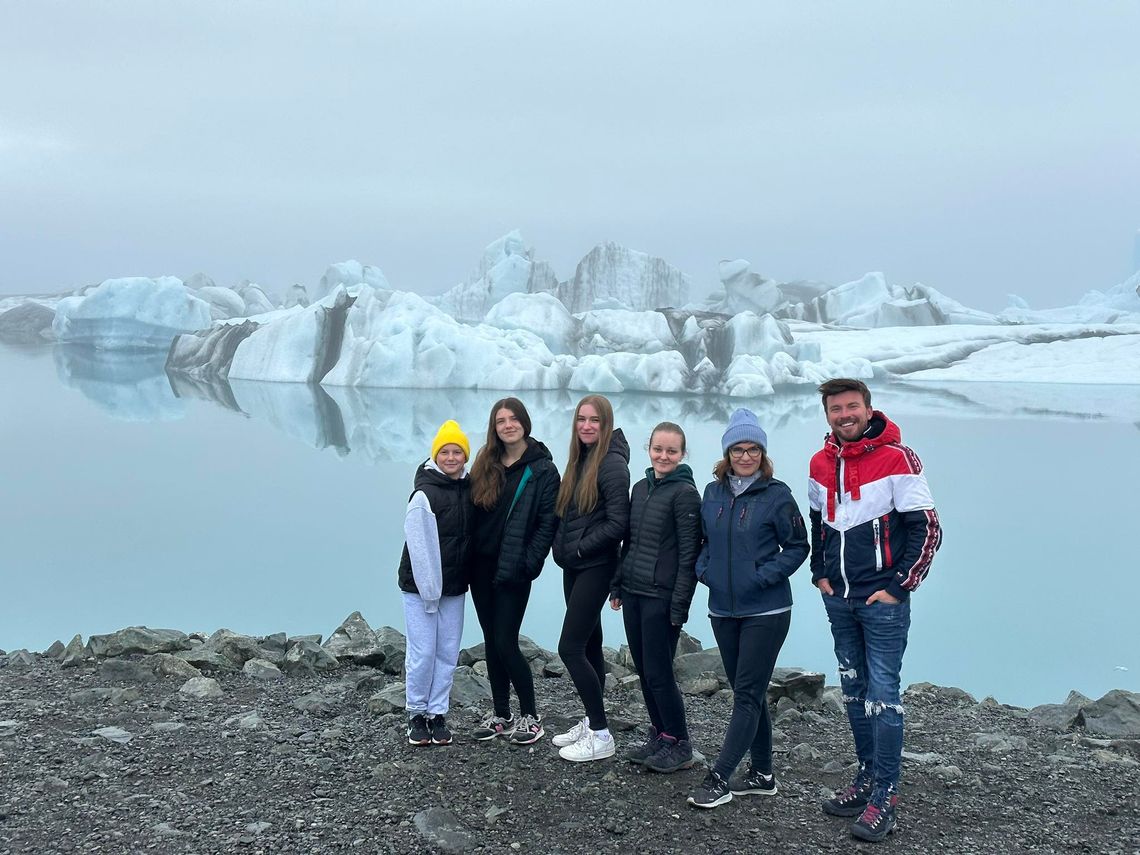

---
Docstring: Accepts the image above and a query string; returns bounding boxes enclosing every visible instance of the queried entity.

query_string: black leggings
[622,593,687,740]
[469,558,537,719]
[558,565,612,730]
[711,610,791,779]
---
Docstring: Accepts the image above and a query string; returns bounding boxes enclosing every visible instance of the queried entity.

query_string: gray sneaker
[643,736,695,773]
[625,726,662,763]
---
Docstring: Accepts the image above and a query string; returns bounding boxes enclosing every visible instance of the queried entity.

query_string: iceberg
[313,261,390,303]
[484,292,577,354]
[576,309,677,355]
[52,277,212,350]
[556,242,691,313]
[228,288,354,383]
[433,231,559,322]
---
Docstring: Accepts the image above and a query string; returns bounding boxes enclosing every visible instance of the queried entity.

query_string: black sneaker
[507,715,545,746]
[822,766,873,817]
[472,713,515,741]
[407,714,431,746]
[625,726,662,763]
[729,766,777,796]
[429,715,453,745]
[851,789,898,842]
[687,771,733,809]
[643,736,695,773]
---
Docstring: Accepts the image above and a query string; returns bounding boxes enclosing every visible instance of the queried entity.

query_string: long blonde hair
[556,395,615,517]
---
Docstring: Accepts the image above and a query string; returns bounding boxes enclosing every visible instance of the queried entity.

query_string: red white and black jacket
[808,411,942,601]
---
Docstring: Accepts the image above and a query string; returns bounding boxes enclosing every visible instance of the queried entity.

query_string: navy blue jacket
[694,476,809,618]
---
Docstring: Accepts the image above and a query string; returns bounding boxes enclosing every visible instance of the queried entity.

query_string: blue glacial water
[1,342,1137,708]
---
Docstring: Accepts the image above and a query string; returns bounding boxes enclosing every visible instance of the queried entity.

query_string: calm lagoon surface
[2,343,1136,708]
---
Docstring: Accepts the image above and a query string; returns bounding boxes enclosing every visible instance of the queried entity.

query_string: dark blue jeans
[822,593,911,794]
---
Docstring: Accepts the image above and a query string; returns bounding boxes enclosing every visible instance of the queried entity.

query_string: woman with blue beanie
[687,408,809,808]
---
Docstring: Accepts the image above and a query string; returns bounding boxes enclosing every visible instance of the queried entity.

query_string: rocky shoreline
[2,614,1138,854]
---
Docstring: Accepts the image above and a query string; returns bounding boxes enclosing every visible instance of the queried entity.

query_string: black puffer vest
[397,461,473,597]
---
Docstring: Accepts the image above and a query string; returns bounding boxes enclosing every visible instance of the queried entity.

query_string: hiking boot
[557,727,615,762]
[552,717,589,748]
[428,715,453,745]
[508,715,545,746]
[643,736,695,773]
[851,789,898,842]
[625,726,662,763]
[729,766,777,796]
[472,713,514,741]
[687,771,733,809]
[821,766,873,817]
[407,714,431,746]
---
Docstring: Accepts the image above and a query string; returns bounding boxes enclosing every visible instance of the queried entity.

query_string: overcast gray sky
[3,1,1138,310]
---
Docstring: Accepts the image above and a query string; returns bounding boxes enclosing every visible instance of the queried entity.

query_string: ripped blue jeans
[822,593,911,793]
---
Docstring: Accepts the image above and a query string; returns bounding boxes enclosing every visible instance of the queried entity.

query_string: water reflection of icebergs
[53,345,185,422]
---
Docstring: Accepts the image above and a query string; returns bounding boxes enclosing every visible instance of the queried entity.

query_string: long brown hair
[556,394,615,517]
[470,397,532,510]
[713,447,775,484]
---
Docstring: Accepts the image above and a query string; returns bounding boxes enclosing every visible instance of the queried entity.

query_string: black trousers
[558,564,612,730]
[711,610,791,779]
[469,558,537,719]
[621,593,687,740]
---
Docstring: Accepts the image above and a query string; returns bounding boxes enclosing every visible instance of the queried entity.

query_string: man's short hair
[818,378,872,409]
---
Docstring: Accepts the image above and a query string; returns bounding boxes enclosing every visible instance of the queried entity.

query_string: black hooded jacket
[472,439,561,586]
[611,463,702,625]
[551,429,631,574]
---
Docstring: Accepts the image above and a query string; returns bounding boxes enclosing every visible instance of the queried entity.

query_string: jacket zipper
[727,495,737,614]
[872,518,882,571]
[838,458,849,597]
[883,515,892,566]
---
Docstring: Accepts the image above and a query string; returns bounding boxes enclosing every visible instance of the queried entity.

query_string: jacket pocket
[872,518,882,571]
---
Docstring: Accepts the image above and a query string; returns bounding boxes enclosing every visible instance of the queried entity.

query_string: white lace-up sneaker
[557,727,615,762]
[552,717,589,748]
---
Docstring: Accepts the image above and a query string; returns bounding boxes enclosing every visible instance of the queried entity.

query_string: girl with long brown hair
[549,394,630,762]
[466,397,560,745]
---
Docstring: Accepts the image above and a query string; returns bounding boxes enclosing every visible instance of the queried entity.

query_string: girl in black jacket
[550,394,630,762]
[467,397,560,746]
[609,422,701,773]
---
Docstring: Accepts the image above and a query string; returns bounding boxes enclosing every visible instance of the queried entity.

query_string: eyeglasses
[729,445,763,459]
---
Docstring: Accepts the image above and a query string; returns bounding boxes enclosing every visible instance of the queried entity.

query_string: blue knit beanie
[721,408,768,454]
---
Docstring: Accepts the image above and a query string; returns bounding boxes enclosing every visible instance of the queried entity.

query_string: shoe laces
[515,714,538,733]
[860,804,883,828]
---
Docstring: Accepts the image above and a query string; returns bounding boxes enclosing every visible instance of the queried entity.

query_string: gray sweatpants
[403,592,465,716]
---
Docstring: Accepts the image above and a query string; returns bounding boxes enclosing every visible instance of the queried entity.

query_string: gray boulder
[768,667,825,707]
[673,649,727,683]
[99,660,159,683]
[5,650,36,669]
[283,640,340,674]
[414,807,473,853]
[176,646,237,673]
[676,630,703,656]
[143,653,203,680]
[1082,690,1140,739]
[207,630,264,668]
[458,642,486,668]
[374,626,406,675]
[44,640,66,659]
[324,611,387,667]
[60,635,90,668]
[179,677,223,699]
[87,627,189,659]
[293,690,342,718]
[449,666,492,708]
[679,672,721,697]
[368,683,407,716]
[904,682,978,706]
[1029,701,1084,732]
[242,658,284,681]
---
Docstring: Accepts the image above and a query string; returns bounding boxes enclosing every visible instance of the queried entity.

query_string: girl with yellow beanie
[397,419,474,747]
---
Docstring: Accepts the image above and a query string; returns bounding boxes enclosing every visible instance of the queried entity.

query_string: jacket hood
[645,462,696,490]
[509,438,554,470]
[820,410,900,519]
[579,428,631,466]
[415,457,468,489]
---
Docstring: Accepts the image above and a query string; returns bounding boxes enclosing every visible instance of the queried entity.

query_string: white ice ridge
[7,229,1140,389]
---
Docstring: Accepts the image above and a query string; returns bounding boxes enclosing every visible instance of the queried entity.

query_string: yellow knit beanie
[431,419,470,461]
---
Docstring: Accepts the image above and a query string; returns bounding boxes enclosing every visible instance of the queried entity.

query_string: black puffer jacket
[551,430,631,574]
[480,439,561,586]
[397,461,473,597]
[611,463,702,625]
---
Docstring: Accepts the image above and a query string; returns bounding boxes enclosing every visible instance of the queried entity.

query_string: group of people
[396,378,942,843]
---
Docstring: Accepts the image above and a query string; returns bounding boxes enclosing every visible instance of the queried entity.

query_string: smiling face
[728,442,764,477]
[576,403,601,446]
[494,407,525,448]
[825,390,873,443]
[435,443,467,478]
[648,430,684,478]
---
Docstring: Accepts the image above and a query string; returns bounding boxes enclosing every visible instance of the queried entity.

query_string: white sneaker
[552,717,589,748]
[558,728,616,762]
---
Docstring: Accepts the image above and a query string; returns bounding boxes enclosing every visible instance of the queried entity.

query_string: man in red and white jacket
[807,378,942,844]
